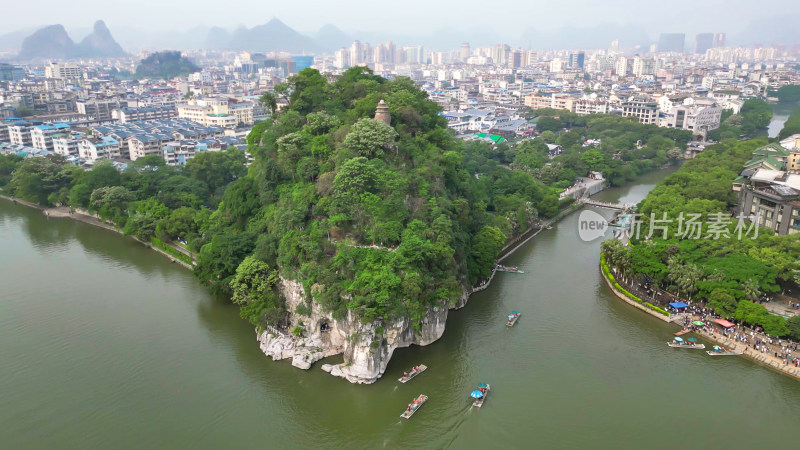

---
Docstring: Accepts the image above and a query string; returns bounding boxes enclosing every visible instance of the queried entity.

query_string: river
[3,168,800,449]
[769,102,799,138]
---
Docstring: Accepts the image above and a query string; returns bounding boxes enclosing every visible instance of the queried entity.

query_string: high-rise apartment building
[614,56,628,76]
[460,43,471,62]
[568,51,585,70]
[695,33,714,54]
[713,33,726,48]
[658,33,685,53]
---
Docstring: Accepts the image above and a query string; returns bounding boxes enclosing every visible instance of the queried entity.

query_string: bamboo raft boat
[707,350,743,356]
[400,395,428,419]
[398,365,427,383]
[496,265,525,274]
[674,329,692,337]
[667,342,706,349]
[506,311,521,327]
[472,384,491,408]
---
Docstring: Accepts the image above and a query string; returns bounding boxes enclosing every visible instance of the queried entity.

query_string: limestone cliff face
[256,277,464,384]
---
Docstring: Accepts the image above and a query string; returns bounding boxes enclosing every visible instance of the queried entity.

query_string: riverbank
[599,254,800,382]
[0,193,195,270]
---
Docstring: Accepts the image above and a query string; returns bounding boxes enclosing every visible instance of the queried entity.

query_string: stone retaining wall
[600,261,800,381]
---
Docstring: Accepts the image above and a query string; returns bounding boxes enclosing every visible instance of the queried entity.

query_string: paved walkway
[43,206,118,232]
[763,296,800,318]
[678,314,800,377]
[560,177,605,199]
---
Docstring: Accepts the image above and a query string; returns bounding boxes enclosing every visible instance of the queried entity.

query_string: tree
[788,315,800,341]
[7,157,73,205]
[739,99,772,134]
[741,279,760,301]
[259,91,278,115]
[158,206,198,240]
[469,225,506,282]
[343,118,398,158]
[580,149,605,172]
[775,85,800,103]
[539,130,556,143]
[707,288,737,317]
[123,198,170,240]
[229,255,280,307]
[195,232,257,296]
[666,147,683,163]
[536,117,563,133]
[185,148,246,193]
[89,185,135,222]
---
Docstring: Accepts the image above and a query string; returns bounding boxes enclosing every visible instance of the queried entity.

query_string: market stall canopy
[714,318,735,328]
[669,302,688,309]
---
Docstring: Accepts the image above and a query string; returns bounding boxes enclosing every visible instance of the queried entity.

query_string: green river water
[2,168,800,449]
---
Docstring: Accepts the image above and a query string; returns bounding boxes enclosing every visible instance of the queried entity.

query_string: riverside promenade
[0,193,195,269]
[600,261,800,381]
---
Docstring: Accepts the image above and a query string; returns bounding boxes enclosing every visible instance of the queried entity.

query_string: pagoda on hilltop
[374,99,391,125]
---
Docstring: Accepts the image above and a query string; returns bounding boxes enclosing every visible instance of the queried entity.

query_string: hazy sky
[2,0,798,37]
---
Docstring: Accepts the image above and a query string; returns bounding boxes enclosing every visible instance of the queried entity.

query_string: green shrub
[601,253,669,316]
[150,237,193,265]
[644,302,669,316]
[295,302,312,317]
[292,326,304,337]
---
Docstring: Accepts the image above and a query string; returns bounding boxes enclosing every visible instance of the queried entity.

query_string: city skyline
[1,0,799,50]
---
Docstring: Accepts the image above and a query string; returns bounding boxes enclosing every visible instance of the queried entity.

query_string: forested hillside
[206,67,565,328]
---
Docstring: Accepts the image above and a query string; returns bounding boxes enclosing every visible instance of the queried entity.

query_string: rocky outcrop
[76,20,126,58]
[17,21,126,60]
[18,25,75,59]
[256,277,459,384]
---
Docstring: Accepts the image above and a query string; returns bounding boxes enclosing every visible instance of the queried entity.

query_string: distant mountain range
[211,18,322,53]
[3,16,799,60]
[16,20,126,60]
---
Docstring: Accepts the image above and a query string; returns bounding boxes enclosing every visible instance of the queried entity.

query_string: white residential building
[52,134,81,157]
[177,97,251,128]
[621,100,658,125]
[8,123,33,146]
[31,123,70,150]
[78,136,122,161]
[659,99,722,135]
[44,62,82,79]
[128,134,171,161]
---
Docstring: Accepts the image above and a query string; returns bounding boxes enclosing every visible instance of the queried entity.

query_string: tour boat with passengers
[506,311,521,327]
[667,337,705,349]
[400,395,428,419]
[496,264,525,274]
[706,345,742,356]
[471,383,490,407]
[398,364,427,383]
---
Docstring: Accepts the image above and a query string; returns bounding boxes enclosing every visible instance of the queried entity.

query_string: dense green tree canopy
[601,138,800,337]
